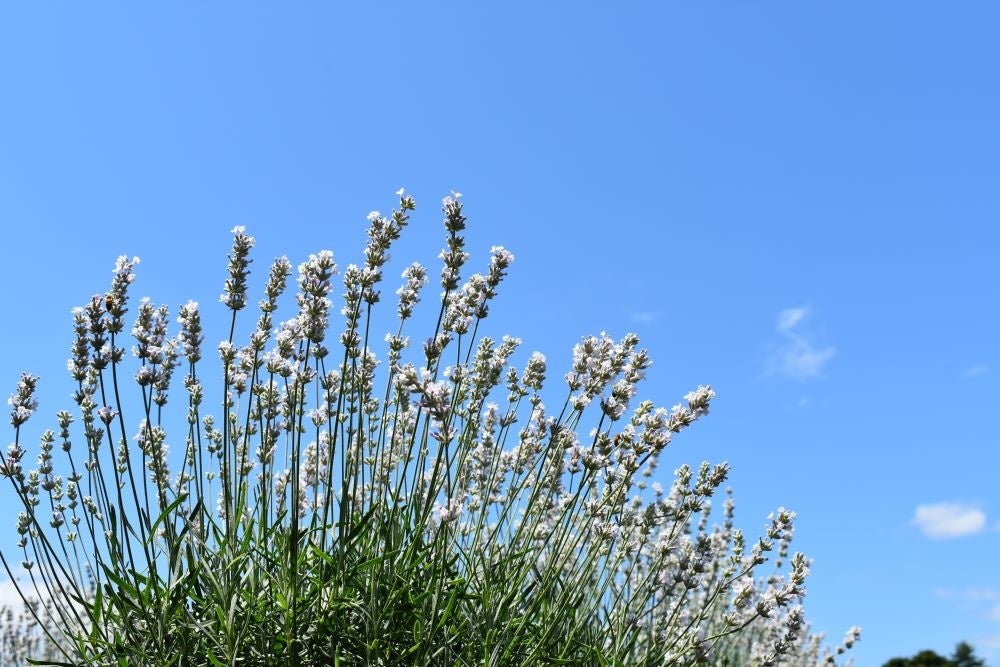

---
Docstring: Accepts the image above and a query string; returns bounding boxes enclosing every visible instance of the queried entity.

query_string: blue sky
[1,4,998,664]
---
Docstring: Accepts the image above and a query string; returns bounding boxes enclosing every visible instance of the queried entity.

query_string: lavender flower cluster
[0,190,858,665]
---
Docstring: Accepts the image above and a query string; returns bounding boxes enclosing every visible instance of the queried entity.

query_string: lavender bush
[1,191,858,665]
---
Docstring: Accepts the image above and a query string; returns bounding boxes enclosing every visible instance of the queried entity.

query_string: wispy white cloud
[934,587,1000,601]
[0,578,28,610]
[776,308,807,333]
[933,588,1000,658]
[979,633,1000,659]
[629,310,664,325]
[913,502,987,539]
[964,364,990,378]
[766,306,835,379]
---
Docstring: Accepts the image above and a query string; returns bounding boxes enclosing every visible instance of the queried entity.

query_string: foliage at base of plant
[1,191,858,665]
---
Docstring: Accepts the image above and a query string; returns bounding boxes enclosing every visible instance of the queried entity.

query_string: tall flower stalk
[1,191,857,666]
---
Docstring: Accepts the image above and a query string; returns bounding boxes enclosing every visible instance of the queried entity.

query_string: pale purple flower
[97,406,117,425]
[106,255,140,334]
[397,263,428,320]
[8,373,39,427]
[296,250,337,344]
[220,226,255,311]
[177,300,203,364]
[436,498,463,523]
[521,352,547,391]
[439,193,469,291]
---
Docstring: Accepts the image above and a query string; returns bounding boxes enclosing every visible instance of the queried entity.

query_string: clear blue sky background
[1,4,998,665]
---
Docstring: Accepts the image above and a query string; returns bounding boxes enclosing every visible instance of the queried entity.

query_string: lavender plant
[1,191,858,666]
